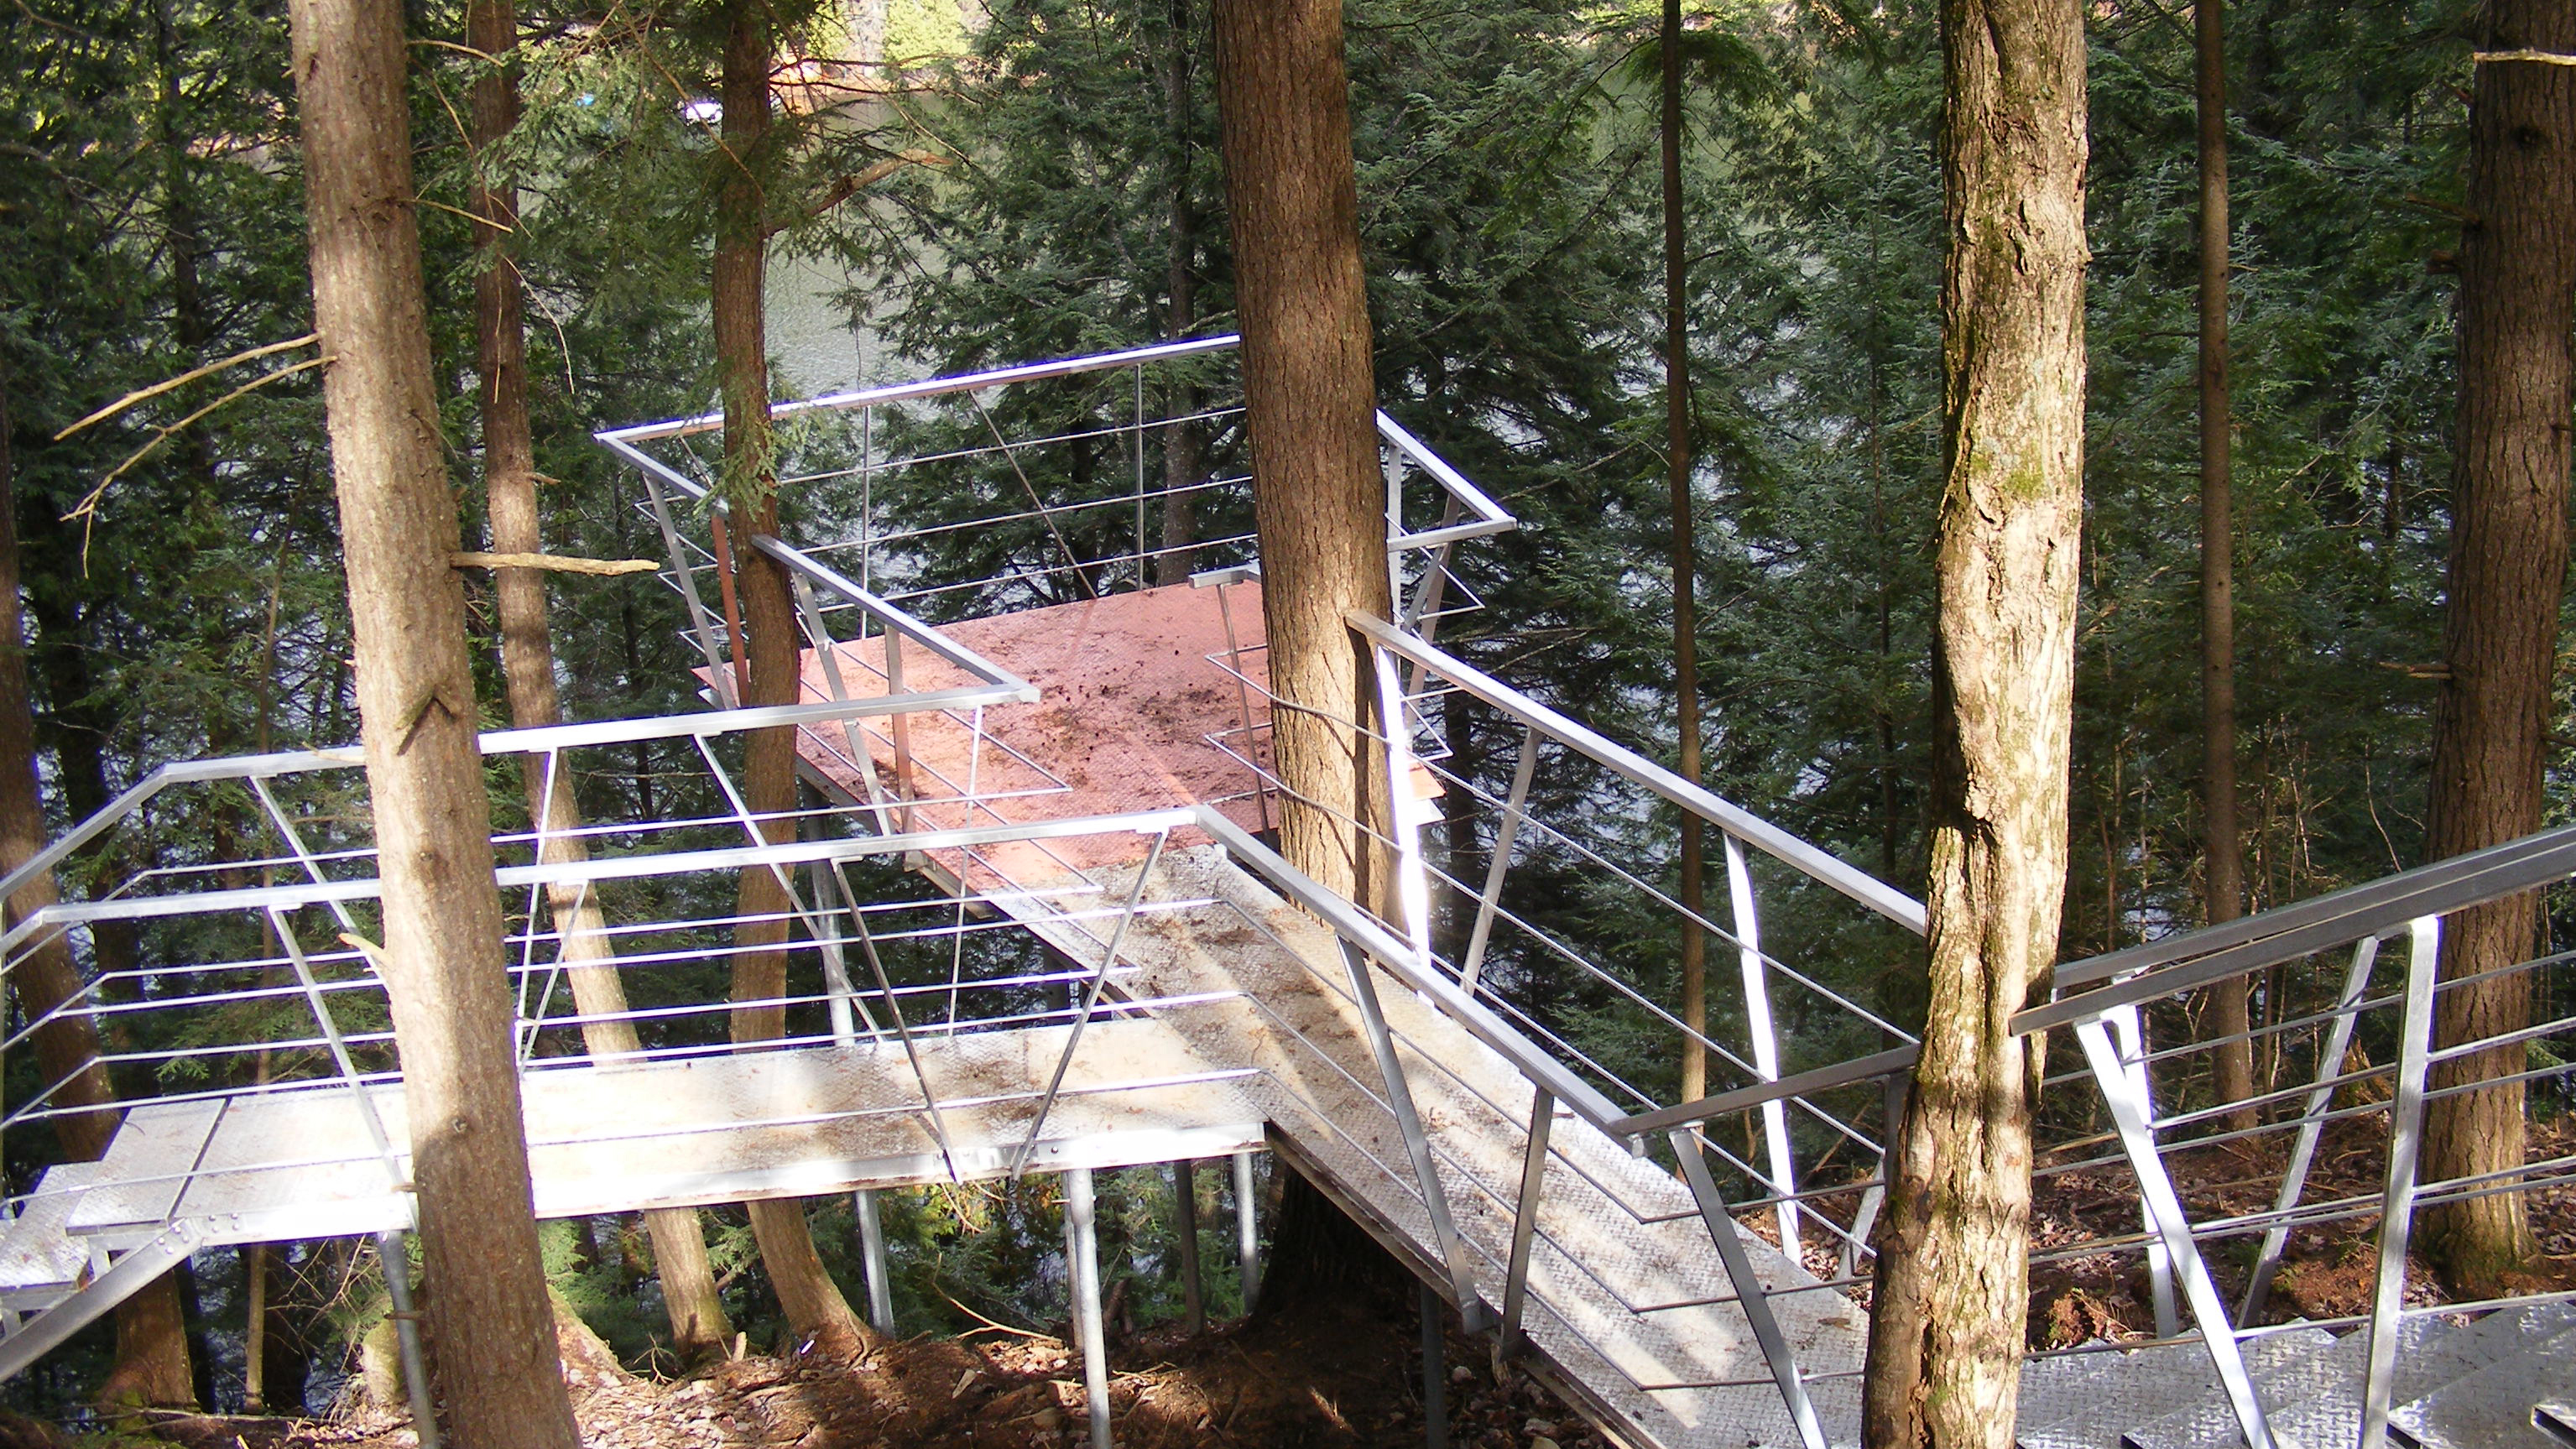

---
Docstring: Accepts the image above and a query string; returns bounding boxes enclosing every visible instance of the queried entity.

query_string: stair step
[2016,1329,2334,1449]
[0,1164,104,1309]
[65,1097,222,1247]
[2390,1321,2576,1449]
[2266,1301,2576,1449]
[2118,1326,2349,1449]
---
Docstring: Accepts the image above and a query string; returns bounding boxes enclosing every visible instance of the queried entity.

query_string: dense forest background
[0,0,2538,1415]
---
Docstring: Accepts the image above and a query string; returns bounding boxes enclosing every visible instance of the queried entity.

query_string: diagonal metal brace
[1338,938,1493,1332]
[1668,1128,1828,1449]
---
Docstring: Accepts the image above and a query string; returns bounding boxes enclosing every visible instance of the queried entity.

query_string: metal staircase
[3,339,2574,1449]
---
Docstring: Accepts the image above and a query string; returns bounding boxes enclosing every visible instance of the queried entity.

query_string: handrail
[594,334,1244,443]
[1348,612,1928,936]
[2018,823,2576,1035]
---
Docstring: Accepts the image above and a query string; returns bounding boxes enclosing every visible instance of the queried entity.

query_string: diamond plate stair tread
[65,1097,222,1241]
[993,846,1867,1449]
[2265,1301,2576,1449]
[0,1164,102,1297]
[2388,1322,2576,1449]
[2116,1327,2346,1449]
[2013,1328,2331,1449]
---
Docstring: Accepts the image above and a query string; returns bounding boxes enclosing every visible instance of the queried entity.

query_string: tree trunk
[0,388,198,1411]
[1210,0,1395,910]
[2419,0,2576,1297]
[1661,0,1708,1108]
[284,0,581,1437]
[1155,0,1201,588]
[714,0,873,1361]
[1859,0,2086,1442]
[2196,0,2255,1133]
[468,0,733,1362]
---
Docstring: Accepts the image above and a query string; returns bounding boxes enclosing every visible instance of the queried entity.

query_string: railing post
[2108,1001,2178,1338]
[1723,833,1799,1258]
[1497,1087,1552,1366]
[1233,1150,1261,1313]
[2243,931,2381,1321]
[1666,1128,1828,1449]
[637,466,736,707]
[1337,938,1489,1331]
[1459,725,1538,994]
[854,1187,895,1334]
[2360,915,2439,1449]
[377,1229,442,1449]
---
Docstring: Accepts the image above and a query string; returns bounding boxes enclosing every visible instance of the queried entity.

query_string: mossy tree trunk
[1860,0,2086,1442]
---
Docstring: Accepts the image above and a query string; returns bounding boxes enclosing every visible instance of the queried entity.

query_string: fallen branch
[55,332,319,440]
[451,551,659,576]
[2475,48,2576,66]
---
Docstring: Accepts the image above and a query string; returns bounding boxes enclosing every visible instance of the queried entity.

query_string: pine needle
[54,332,318,440]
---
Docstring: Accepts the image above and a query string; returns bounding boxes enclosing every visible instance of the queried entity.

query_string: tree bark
[714,0,873,1361]
[0,388,198,1411]
[284,0,581,1438]
[1211,0,1395,910]
[2197,0,2255,1132]
[468,0,733,1362]
[1860,0,2086,1442]
[1661,0,1708,1108]
[2419,0,2576,1297]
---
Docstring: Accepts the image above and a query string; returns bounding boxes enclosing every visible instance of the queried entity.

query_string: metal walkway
[3,338,2574,1449]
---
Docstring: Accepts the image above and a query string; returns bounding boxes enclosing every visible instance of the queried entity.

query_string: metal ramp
[6,338,2576,1449]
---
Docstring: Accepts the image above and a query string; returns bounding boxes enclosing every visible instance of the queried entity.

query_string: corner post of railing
[1667,1125,1828,1449]
[1723,831,1800,1258]
[2360,914,2440,1449]
[1495,1086,1553,1370]
[1211,580,1270,832]
[882,627,920,832]
[1131,361,1148,589]
[1368,641,1438,972]
[2072,1014,2276,1449]
[2244,930,2382,1321]
[858,402,875,593]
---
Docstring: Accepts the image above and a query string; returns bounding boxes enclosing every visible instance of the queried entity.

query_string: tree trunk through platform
[1661,0,1709,1107]
[467,0,733,1363]
[1210,0,1395,913]
[2420,0,2576,1297]
[284,0,580,1436]
[1861,0,2087,1443]
[712,0,873,1362]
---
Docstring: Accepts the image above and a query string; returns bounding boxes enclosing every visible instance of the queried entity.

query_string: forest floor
[74,1289,1613,1449]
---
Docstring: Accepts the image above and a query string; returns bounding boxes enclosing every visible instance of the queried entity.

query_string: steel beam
[1666,1128,1828,1449]
[1459,725,1538,994]
[378,1229,442,1449]
[854,1188,895,1334]
[1338,938,1489,1331]
[1064,1166,1113,1449]
[1233,1150,1260,1313]
[1497,1087,1553,1365]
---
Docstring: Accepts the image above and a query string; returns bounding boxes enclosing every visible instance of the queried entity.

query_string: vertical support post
[858,404,873,593]
[1722,833,1798,1257]
[1133,362,1148,587]
[1369,644,1439,967]
[1459,724,1538,994]
[854,1187,895,1335]
[2109,1002,2178,1338]
[1420,1283,1448,1449]
[1843,1070,1906,1280]
[1212,581,1270,833]
[1064,1167,1113,1449]
[883,632,919,833]
[637,466,735,707]
[1497,1087,1553,1365]
[1171,1159,1205,1336]
[2360,915,2439,1449]
[1233,1149,1260,1313]
[377,1229,442,1449]
[2243,931,2380,1320]
[2074,1019,2275,1449]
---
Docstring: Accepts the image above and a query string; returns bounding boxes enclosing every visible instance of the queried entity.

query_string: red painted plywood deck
[793,581,1274,889]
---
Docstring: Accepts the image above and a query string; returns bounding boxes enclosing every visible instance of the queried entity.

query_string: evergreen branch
[55,332,319,440]
[64,355,333,565]
[769,150,952,237]
[414,195,512,232]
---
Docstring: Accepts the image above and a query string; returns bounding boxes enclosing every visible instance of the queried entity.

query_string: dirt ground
[72,1290,1610,1449]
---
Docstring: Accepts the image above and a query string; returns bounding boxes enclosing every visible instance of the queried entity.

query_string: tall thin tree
[712,0,873,1358]
[1661,0,1708,1108]
[284,0,582,1434]
[2196,0,2255,1129]
[0,388,196,1411]
[467,0,734,1360]
[2419,2,2576,1296]
[1210,0,1395,908]
[1860,0,2087,1441]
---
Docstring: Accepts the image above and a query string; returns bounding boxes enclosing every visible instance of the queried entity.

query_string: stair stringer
[0,1219,205,1384]
[995,844,1869,1449]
